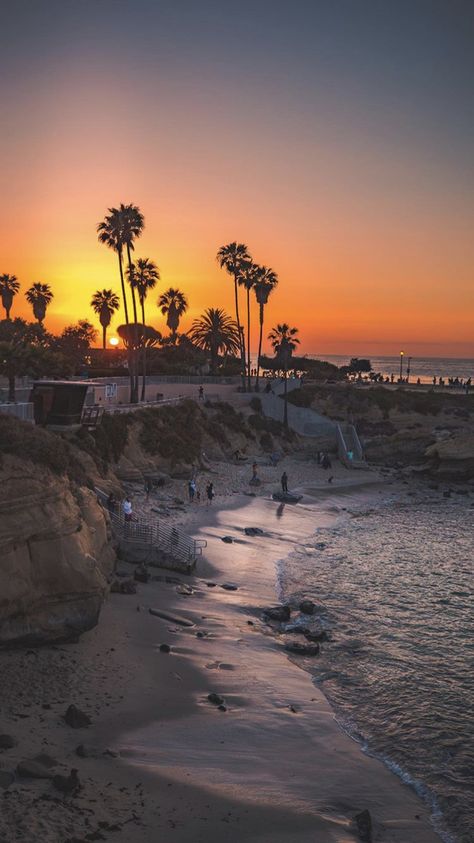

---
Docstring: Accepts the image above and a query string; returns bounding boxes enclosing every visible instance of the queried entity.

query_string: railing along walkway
[95,487,206,567]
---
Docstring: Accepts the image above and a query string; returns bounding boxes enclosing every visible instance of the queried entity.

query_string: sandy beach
[0,454,444,843]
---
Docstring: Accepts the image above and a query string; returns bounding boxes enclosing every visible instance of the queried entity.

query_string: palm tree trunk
[140,299,147,402]
[246,287,251,392]
[126,244,139,404]
[233,272,246,390]
[255,302,264,392]
[102,325,106,349]
[117,249,134,403]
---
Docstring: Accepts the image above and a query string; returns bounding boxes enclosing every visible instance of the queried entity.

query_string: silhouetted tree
[158,288,188,343]
[0,274,20,319]
[25,283,53,324]
[188,308,240,374]
[91,289,120,349]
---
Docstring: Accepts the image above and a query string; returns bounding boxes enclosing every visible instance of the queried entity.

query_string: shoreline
[0,473,445,842]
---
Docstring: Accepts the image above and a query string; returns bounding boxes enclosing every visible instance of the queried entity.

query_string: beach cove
[0,470,445,843]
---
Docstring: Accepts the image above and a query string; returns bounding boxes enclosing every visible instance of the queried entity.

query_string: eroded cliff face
[0,456,115,646]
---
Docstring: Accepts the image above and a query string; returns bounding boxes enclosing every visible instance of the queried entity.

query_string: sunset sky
[1,0,473,357]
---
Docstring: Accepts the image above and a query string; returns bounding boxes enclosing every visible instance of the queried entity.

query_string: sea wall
[0,455,115,645]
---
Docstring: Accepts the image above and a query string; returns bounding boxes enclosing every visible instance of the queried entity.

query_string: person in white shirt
[123,497,132,521]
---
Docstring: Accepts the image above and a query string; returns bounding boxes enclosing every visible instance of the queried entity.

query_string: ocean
[277,490,474,843]
[309,355,474,385]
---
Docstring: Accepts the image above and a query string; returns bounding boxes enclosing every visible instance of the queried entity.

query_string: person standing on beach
[198,385,204,401]
[206,482,214,505]
[281,471,288,494]
[188,478,196,502]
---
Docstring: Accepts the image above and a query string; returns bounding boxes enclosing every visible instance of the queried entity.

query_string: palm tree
[127,257,160,400]
[25,283,53,324]
[188,308,240,374]
[158,287,188,343]
[0,274,20,319]
[97,208,129,325]
[90,289,120,349]
[268,323,300,428]
[239,261,261,391]
[97,203,144,402]
[216,242,251,384]
[254,266,278,392]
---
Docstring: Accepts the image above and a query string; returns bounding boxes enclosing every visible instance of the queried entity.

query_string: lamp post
[399,351,404,381]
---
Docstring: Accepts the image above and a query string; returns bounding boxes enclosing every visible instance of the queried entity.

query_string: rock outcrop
[425,432,474,480]
[0,455,115,646]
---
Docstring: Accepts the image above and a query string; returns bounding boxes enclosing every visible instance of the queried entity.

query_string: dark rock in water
[284,641,320,656]
[207,692,225,706]
[17,759,54,779]
[353,809,373,842]
[221,583,238,591]
[221,536,233,543]
[299,600,315,615]
[64,704,91,729]
[304,628,328,643]
[0,734,17,750]
[206,582,217,588]
[263,605,291,622]
[315,542,327,550]
[0,770,14,788]
[217,704,227,712]
[244,527,264,536]
[53,768,80,794]
[159,643,171,653]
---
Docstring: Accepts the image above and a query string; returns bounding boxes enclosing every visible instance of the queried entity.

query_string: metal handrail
[95,487,206,563]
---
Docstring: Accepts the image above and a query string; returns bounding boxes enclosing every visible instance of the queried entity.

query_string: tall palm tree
[268,323,300,428]
[0,274,20,319]
[97,203,144,402]
[239,261,261,391]
[90,289,120,349]
[216,242,251,385]
[97,208,129,325]
[188,308,240,374]
[254,266,278,392]
[158,287,188,343]
[127,258,160,400]
[25,283,53,324]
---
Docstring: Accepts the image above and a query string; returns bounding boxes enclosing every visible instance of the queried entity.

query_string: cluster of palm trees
[0,275,54,324]
[95,204,190,402]
[216,243,279,391]
[2,207,301,409]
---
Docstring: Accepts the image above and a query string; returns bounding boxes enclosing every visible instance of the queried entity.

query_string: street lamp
[399,351,404,381]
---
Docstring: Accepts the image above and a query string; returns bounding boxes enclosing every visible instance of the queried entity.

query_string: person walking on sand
[206,482,214,505]
[198,385,204,401]
[123,496,133,522]
[281,471,288,494]
[188,478,196,502]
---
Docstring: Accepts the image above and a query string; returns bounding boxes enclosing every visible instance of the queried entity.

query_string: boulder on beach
[263,605,291,622]
[64,704,92,729]
[352,809,373,842]
[244,527,264,536]
[299,600,315,615]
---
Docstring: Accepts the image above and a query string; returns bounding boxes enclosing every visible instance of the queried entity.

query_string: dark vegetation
[0,415,88,484]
